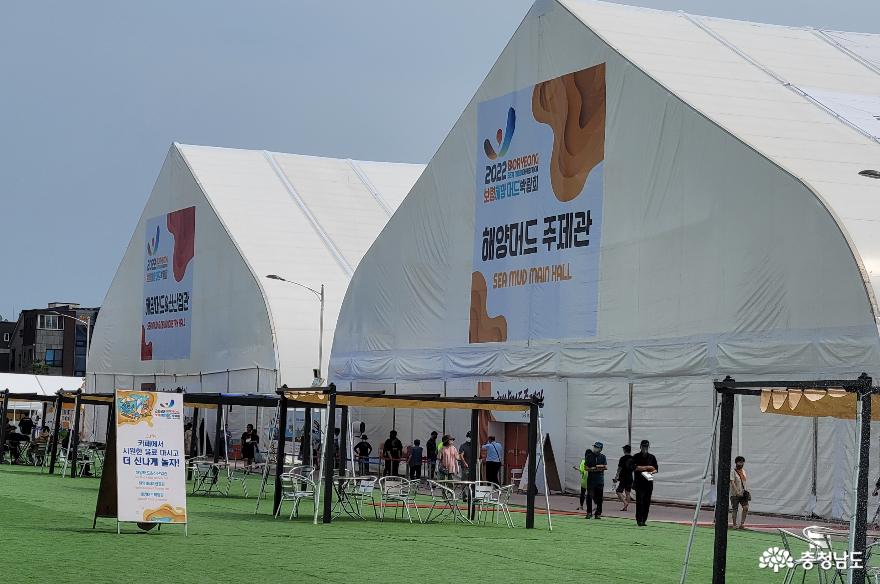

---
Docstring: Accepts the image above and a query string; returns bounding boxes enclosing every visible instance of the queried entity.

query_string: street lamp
[265,275,325,381]
[49,310,91,377]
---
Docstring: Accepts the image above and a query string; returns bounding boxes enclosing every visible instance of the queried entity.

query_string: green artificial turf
[0,465,780,583]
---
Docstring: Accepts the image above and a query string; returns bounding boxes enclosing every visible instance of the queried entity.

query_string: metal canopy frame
[711,374,875,584]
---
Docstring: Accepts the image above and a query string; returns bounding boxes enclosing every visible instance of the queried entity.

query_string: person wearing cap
[583,441,608,519]
[632,439,659,526]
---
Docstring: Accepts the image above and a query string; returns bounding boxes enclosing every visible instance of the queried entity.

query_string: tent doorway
[504,422,528,484]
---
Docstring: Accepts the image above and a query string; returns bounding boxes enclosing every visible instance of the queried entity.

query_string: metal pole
[526,400,539,529]
[213,406,222,464]
[273,395,288,515]
[712,391,735,584]
[340,405,349,475]
[304,407,312,466]
[69,390,82,478]
[85,315,90,379]
[537,415,552,530]
[188,407,200,479]
[48,392,63,474]
[469,408,479,520]
[681,402,722,584]
[318,284,324,379]
[850,376,872,584]
[0,390,9,462]
[322,387,337,523]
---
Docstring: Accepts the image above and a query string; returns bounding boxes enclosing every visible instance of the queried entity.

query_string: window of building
[2,332,8,342]
[37,314,62,330]
[45,349,63,367]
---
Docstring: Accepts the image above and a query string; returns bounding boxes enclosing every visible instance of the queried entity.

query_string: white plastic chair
[425,480,471,524]
[474,482,514,527]
[378,477,422,523]
[275,472,317,519]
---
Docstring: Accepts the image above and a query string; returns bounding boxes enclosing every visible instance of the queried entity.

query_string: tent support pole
[69,390,82,478]
[850,375,872,584]
[526,400,538,529]
[339,405,349,476]
[0,390,8,462]
[712,390,735,584]
[48,392,63,474]
[273,395,288,516]
[40,401,48,436]
[304,408,312,466]
[469,408,479,520]
[213,405,222,464]
[322,385,337,523]
[188,408,200,480]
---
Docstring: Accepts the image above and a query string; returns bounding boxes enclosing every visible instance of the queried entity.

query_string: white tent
[331,0,880,518]
[87,143,423,398]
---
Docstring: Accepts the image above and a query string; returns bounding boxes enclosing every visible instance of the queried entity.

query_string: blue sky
[2,0,878,319]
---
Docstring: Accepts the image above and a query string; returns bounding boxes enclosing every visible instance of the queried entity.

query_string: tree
[31,360,49,375]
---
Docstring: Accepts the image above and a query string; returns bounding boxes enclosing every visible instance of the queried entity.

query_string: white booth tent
[86,143,423,441]
[0,372,84,413]
[330,0,880,519]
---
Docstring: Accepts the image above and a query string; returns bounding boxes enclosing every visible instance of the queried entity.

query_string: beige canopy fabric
[760,389,880,420]
[285,392,532,412]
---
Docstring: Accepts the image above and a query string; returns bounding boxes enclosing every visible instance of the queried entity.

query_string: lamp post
[265,275,325,381]
[49,310,91,377]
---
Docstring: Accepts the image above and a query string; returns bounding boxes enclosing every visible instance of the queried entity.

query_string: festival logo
[146,225,160,256]
[484,107,516,160]
[116,391,156,427]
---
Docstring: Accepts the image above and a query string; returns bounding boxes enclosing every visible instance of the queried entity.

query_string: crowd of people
[2,413,54,465]
[349,429,505,483]
[577,440,659,526]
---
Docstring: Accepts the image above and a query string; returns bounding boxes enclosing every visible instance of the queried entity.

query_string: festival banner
[141,206,195,361]
[115,390,187,524]
[470,64,605,343]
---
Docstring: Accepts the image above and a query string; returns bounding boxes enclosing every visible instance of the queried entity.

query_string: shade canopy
[760,388,880,420]
[283,390,536,412]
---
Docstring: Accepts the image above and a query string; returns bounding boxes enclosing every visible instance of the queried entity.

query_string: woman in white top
[730,455,749,529]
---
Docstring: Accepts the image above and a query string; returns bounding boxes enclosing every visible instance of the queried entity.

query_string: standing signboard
[115,389,187,532]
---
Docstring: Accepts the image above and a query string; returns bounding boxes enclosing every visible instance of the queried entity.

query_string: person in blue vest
[584,441,608,519]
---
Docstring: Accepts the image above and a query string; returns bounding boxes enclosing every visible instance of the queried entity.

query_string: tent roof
[0,373,84,396]
[562,0,880,313]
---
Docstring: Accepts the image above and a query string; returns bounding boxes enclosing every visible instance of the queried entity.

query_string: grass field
[0,466,782,583]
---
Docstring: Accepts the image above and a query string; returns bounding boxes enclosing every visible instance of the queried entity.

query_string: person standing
[240,423,259,468]
[408,439,424,480]
[482,435,503,485]
[354,434,372,475]
[459,432,472,479]
[426,431,439,479]
[574,457,588,511]
[18,414,34,439]
[614,445,634,511]
[382,430,404,476]
[730,456,749,529]
[584,441,607,519]
[632,439,659,526]
[439,436,460,479]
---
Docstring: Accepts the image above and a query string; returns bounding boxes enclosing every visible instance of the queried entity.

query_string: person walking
[382,430,404,476]
[438,436,460,479]
[584,441,607,519]
[730,456,750,529]
[426,431,439,479]
[483,435,503,485]
[613,444,634,511]
[632,439,659,526]
[408,439,424,480]
[574,457,589,510]
[354,434,372,475]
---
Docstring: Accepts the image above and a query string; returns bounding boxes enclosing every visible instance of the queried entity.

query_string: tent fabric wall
[330,0,880,517]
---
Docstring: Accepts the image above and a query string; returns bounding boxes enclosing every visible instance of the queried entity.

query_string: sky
[2,0,879,320]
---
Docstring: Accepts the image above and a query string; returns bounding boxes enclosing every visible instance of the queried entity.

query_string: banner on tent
[141,205,195,361]
[470,63,606,344]
[115,390,187,524]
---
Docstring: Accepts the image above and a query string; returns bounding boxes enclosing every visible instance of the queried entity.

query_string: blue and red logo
[484,107,516,160]
[146,225,160,256]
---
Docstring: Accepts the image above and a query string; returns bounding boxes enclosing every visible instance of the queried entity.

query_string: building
[0,321,15,372]
[87,143,424,396]
[330,0,880,519]
[9,303,99,377]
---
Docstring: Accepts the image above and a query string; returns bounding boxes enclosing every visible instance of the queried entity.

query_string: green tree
[31,360,49,375]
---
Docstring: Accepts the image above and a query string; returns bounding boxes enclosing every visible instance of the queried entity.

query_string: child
[574,458,588,510]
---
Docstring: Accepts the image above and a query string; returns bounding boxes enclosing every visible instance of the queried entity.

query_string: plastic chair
[336,476,378,519]
[473,482,514,527]
[425,480,472,524]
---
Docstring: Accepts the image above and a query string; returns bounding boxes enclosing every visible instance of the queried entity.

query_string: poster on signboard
[141,205,195,361]
[115,390,187,525]
[470,64,605,343]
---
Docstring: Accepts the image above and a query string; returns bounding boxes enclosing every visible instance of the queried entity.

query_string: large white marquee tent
[330,0,880,518]
[86,143,423,415]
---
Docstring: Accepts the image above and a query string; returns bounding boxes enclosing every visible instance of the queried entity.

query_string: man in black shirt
[584,441,608,519]
[614,445,634,511]
[382,430,404,476]
[632,439,659,526]
[354,434,372,475]
[426,431,438,479]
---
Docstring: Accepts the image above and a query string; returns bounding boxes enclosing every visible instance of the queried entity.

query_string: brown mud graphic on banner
[532,63,605,202]
[469,272,508,343]
[142,504,187,523]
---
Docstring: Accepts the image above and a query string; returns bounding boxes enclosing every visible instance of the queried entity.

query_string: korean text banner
[115,390,187,524]
[141,206,195,361]
[471,64,605,343]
